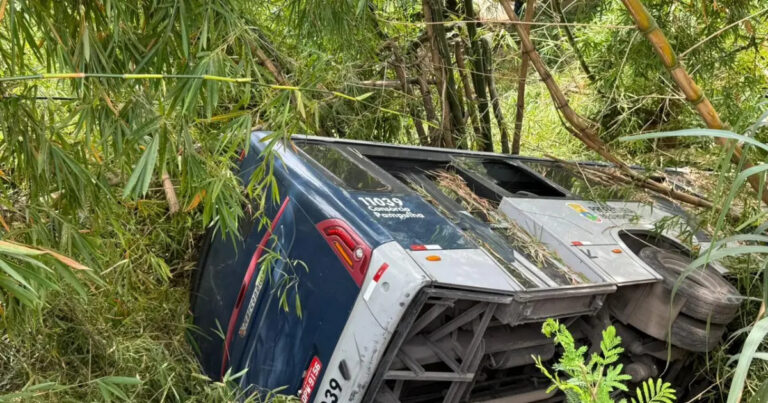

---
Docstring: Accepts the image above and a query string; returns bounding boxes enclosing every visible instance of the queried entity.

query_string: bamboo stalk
[0,72,420,123]
[421,0,447,140]
[353,78,431,89]
[454,40,482,148]
[0,0,8,25]
[161,170,180,214]
[390,45,429,145]
[552,0,595,82]
[463,0,494,151]
[423,0,463,148]
[480,37,510,153]
[498,0,713,209]
[0,72,252,83]
[417,69,439,145]
[621,0,768,205]
[450,42,468,149]
[499,1,597,142]
[512,0,537,155]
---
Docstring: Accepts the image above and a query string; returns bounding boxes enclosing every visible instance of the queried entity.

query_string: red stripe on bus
[220,196,291,378]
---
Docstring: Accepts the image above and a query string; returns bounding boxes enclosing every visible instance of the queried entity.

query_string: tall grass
[622,111,768,401]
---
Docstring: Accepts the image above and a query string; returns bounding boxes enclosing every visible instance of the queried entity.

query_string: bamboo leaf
[0,382,62,400]
[356,0,367,15]
[691,245,768,269]
[123,135,160,198]
[97,379,129,401]
[621,129,768,154]
[746,108,768,136]
[43,248,90,271]
[749,379,768,403]
[178,0,189,58]
[54,263,88,297]
[99,376,142,385]
[296,90,306,119]
[355,91,373,101]
[0,258,36,291]
[0,240,46,257]
[185,189,206,212]
[0,276,37,306]
[727,352,768,366]
[82,23,90,62]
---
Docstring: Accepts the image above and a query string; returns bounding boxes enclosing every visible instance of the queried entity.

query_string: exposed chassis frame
[365,288,514,403]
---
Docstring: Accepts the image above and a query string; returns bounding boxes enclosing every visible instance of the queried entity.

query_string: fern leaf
[631,378,677,403]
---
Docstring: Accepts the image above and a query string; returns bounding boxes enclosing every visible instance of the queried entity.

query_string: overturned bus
[190,132,741,402]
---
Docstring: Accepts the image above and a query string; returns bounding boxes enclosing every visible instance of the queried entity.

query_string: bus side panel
[190,147,283,378]
[233,199,362,399]
[192,134,391,397]
[190,202,275,379]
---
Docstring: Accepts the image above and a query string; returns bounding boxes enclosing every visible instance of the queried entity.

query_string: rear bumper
[312,243,617,403]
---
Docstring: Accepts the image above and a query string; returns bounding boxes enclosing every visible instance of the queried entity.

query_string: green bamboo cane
[0,72,421,123]
[621,0,768,205]
[0,72,253,83]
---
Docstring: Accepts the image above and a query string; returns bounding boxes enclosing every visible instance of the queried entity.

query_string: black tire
[669,314,726,352]
[638,247,741,325]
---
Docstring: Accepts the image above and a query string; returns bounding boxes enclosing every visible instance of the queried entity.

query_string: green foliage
[548,0,768,151]
[535,319,677,403]
[621,117,768,402]
[629,379,677,403]
[535,319,632,402]
[0,240,98,315]
[0,0,401,398]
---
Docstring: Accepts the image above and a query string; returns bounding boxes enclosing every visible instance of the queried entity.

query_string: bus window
[299,144,390,192]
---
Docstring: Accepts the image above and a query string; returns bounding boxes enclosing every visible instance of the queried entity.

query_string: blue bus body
[190,132,738,403]
[191,132,472,398]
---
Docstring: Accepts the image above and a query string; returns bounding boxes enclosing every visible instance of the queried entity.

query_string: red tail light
[317,218,371,287]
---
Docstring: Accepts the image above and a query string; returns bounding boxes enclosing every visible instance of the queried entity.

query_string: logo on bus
[567,203,603,223]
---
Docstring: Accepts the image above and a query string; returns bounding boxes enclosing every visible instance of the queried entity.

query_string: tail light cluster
[317,218,371,287]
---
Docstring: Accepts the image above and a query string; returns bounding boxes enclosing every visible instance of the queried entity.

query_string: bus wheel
[638,247,740,325]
